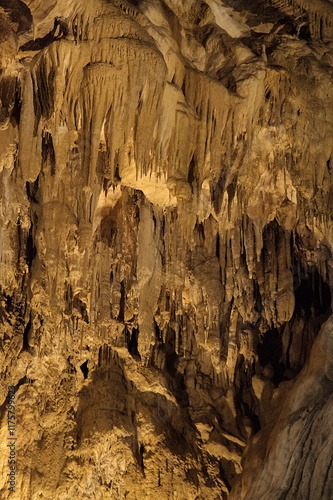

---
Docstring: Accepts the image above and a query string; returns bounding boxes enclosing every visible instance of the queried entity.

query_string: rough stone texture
[0,0,332,498]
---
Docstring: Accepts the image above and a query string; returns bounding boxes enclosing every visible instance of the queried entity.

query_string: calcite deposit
[0,0,332,498]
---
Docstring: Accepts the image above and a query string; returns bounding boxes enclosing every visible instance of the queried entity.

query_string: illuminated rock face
[0,0,332,498]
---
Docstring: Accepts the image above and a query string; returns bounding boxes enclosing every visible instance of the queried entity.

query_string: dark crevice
[26,222,37,271]
[118,280,125,322]
[80,360,89,379]
[257,328,285,385]
[253,280,263,315]
[196,221,205,241]
[67,357,76,374]
[73,296,89,323]
[5,293,13,313]
[26,176,40,203]
[114,164,121,182]
[188,155,196,192]
[154,320,162,341]
[165,290,170,311]
[42,132,56,175]
[294,265,331,319]
[64,283,73,315]
[127,327,140,358]
[164,328,177,374]
[234,354,261,435]
[11,90,21,125]
[216,232,220,259]
[15,375,32,389]
[219,461,232,492]
[98,346,102,368]
[211,169,227,214]
[139,443,145,472]
[20,17,68,52]
[22,314,31,352]
[16,215,21,267]
[0,0,32,33]
[299,24,311,41]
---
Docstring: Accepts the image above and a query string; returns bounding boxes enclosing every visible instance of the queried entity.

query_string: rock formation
[0,0,332,498]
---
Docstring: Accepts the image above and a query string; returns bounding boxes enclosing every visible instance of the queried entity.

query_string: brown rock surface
[0,0,332,498]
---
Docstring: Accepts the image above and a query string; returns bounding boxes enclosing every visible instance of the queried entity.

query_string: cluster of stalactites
[271,0,333,41]
[19,23,167,187]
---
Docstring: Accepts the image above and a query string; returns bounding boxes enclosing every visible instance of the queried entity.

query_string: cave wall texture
[0,0,333,498]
